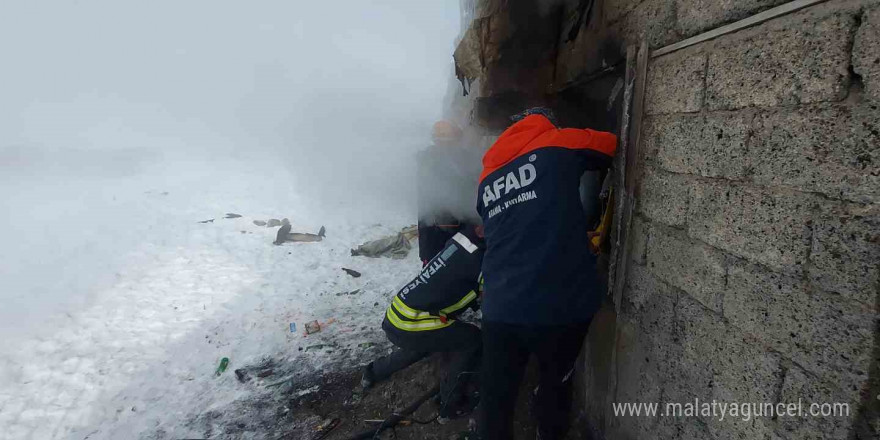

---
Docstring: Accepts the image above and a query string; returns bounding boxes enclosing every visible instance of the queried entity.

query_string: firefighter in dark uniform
[361,226,484,420]
[417,120,481,264]
[475,108,617,440]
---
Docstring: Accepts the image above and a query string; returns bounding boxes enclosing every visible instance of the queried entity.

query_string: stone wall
[450,0,878,437]
[606,1,880,439]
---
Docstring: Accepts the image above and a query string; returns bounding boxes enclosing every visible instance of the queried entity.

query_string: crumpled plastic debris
[350,225,418,259]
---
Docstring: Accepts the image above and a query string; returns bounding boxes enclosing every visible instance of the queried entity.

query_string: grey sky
[1,1,460,165]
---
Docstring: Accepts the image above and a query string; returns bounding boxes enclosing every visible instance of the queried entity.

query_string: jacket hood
[482,114,556,170]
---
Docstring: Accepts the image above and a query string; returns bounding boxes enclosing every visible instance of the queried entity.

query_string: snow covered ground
[0,152,421,439]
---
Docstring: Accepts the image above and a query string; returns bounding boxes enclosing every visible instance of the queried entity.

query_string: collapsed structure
[448,1,879,438]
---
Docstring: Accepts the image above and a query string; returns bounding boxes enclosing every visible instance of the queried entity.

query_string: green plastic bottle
[216,357,229,376]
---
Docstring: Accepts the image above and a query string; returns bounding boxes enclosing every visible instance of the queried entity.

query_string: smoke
[1,0,461,216]
[0,1,462,340]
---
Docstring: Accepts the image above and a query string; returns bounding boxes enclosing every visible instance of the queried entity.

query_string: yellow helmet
[431,120,463,145]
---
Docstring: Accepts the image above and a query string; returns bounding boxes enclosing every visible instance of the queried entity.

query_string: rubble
[305,320,321,335]
[177,355,494,439]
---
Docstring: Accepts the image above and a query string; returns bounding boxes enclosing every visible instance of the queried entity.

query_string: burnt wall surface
[607,1,880,439]
[556,0,799,87]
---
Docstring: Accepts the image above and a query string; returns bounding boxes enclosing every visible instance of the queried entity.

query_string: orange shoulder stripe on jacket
[479,115,617,183]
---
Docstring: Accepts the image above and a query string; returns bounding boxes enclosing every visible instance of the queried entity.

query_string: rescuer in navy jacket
[475,108,617,440]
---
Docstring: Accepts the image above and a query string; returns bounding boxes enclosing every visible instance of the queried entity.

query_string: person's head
[463,223,486,248]
[510,107,558,127]
[431,120,463,147]
[474,224,484,238]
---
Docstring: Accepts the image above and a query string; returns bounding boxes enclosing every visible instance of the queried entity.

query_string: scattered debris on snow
[288,232,323,243]
[350,225,418,259]
[342,268,362,278]
[273,224,292,245]
[274,224,327,245]
[295,385,321,398]
[336,289,361,296]
[305,320,321,335]
[0,158,422,440]
[234,366,275,384]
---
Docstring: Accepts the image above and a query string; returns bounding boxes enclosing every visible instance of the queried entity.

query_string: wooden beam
[610,39,648,311]
[603,40,648,434]
[605,45,636,308]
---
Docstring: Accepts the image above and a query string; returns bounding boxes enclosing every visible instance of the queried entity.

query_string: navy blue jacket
[476,115,617,325]
[383,229,485,333]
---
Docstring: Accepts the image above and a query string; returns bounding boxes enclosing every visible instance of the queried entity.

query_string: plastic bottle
[216,357,229,376]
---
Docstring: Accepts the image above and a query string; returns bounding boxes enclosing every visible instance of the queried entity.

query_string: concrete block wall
[608,1,880,439]
[558,0,808,87]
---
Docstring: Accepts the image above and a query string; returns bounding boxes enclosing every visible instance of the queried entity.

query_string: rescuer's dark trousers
[371,319,482,406]
[478,320,590,440]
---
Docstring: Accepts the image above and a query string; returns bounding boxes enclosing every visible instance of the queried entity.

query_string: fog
[0,1,460,341]
[1,0,459,201]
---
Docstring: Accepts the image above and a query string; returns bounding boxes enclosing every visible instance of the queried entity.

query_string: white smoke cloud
[0,0,461,339]
[1,0,461,214]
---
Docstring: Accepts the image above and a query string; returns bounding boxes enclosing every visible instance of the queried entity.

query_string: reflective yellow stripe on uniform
[385,307,452,332]
[388,290,478,332]
[392,296,437,321]
[439,291,477,316]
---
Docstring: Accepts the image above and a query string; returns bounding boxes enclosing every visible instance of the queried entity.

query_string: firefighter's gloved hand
[587,231,601,255]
